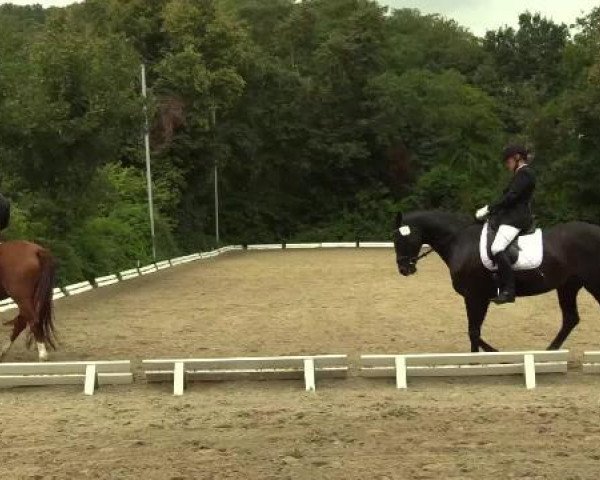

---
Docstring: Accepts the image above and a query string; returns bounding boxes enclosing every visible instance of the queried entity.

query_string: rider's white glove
[475,205,489,220]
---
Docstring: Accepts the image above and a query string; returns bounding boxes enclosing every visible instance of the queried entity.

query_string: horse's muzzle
[398,264,417,276]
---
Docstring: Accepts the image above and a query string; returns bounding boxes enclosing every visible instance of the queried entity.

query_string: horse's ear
[395,212,403,228]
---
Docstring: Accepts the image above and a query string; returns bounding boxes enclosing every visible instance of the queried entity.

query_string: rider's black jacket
[489,164,535,230]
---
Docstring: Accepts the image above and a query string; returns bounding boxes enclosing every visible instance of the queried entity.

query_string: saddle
[485,222,536,265]
[479,221,543,271]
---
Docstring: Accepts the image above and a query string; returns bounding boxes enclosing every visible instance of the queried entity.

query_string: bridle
[397,247,435,269]
[394,220,479,268]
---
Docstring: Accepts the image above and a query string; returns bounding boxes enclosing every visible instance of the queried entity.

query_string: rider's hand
[475,205,489,220]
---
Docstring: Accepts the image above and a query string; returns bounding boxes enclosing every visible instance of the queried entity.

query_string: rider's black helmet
[502,144,528,162]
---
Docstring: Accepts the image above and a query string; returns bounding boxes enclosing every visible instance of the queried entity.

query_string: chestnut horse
[0,241,57,362]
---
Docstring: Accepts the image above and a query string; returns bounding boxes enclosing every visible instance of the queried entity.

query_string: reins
[396,219,480,266]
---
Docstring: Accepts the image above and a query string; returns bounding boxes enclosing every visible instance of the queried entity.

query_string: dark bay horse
[393,210,600,352]
[0,241,57,361]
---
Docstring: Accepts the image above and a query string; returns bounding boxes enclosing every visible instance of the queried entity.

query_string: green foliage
[385,8,484,76]
[0,0,598,282]
[367,69,503,168]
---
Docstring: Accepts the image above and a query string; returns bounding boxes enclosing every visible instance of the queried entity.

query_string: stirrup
[492,290,515,304]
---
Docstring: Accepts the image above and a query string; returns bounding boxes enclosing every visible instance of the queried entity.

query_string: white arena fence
[0,360,132,395]
[0,350,589,395]
[142,354,349,395]
[0,241,419,313]
[361,350,569,390]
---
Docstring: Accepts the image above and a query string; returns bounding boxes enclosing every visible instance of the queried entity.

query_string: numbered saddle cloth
[479,221,543,271]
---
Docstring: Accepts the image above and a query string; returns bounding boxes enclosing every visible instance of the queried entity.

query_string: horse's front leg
[464,295,496,352]
[0,338,11,360]
[0,314,27,361]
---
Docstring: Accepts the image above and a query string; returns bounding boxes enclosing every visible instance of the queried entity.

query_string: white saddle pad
[479,222,543,271]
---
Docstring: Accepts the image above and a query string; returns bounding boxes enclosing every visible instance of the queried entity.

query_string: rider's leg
[493,251,516,303]
[490,225,520,304]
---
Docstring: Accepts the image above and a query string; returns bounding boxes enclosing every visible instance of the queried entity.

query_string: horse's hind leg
[0,314,27,361]
[583,282,600,304]
[548,280,582,350]
[13,300,48,362]
[25,306,48,361]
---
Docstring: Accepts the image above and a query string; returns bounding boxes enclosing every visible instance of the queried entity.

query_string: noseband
[397,246,434,269]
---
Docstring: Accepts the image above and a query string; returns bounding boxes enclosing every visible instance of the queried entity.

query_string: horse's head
[393,211,423,276]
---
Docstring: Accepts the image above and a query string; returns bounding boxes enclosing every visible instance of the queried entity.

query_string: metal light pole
[140,64,157,261]
[211,105,220,246]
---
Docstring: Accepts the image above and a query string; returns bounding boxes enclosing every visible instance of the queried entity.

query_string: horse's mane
[403,210,473,231]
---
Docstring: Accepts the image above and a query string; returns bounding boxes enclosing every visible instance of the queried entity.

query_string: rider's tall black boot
[492,250,515,304]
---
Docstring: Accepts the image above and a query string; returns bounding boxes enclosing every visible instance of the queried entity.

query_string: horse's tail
[34,248,57,349]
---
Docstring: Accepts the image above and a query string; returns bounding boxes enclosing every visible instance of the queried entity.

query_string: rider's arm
[489,169,535,213]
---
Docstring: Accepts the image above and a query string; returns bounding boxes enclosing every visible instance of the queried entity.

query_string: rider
[475,145,536,304]
[0,193,9,232]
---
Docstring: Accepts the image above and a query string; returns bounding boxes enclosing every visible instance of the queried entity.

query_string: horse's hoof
[36,342,48,362]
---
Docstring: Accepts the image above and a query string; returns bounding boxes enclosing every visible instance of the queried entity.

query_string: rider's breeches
[490,224,520,256]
